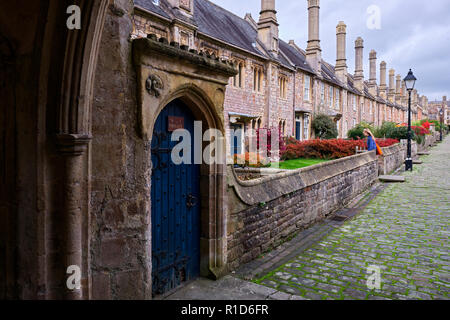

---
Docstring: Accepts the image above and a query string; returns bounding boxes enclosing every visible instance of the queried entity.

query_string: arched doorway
[151,99,201,295]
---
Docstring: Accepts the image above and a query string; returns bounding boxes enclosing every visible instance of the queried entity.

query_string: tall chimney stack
[306,0,321,73]
[380,61,387,99]
[258,0,279,55]
[388,69,395,102]
[354,37,364,92]
[395,74,402,103]
[368,50,377,95]
[335,21,347,83]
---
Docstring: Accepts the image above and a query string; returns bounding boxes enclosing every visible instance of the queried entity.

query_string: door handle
[186,193,198,209]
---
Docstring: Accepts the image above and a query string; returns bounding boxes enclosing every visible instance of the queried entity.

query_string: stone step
[418,152,430,156]
[378,175,406,183]
[413,160,423,164]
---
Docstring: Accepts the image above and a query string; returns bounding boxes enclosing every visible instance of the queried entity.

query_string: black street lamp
[403,69,416,172]
[439,108,444,142]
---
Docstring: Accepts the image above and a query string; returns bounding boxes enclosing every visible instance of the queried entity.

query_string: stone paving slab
[255,137,450,300]
[378,175,406,183]
[157,276,307,300]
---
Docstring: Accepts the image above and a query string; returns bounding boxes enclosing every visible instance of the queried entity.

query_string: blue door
[230,123,243,156]
[295,121,301,140]
[151,99,201,295]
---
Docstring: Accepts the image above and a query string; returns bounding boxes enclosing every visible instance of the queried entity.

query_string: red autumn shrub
[421,121,431,130]
[412,126,429,136]
[281,138,399,160]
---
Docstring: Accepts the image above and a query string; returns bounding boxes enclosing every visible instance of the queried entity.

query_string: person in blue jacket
[363,129,377,152]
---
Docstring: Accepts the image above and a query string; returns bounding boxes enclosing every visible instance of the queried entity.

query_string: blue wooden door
[151,99,201,295]
[230,123,242,155]
[295,121,301,140]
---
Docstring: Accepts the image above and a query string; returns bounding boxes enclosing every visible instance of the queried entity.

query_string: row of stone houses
[133,0,431,152]
[428,96,450,125]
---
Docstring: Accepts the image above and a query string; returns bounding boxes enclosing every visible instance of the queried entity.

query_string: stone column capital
[56,134,92,156]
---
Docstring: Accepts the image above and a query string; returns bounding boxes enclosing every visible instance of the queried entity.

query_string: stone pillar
[335,21,347,82]
[306,0,321,72]
[56,133,91,300]
[354,37,364,91]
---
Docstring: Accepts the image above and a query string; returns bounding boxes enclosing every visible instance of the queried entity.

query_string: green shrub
[374,122,397,138]
[347,122,374,140]
[388,126,416,141]
[312,114,338,140]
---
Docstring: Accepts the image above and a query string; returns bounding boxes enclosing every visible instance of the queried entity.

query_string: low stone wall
[418,134,437,152]
[226,151,378,271]
[378,143,404,175]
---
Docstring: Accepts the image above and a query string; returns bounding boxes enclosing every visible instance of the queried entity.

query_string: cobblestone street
[255,137,450,300]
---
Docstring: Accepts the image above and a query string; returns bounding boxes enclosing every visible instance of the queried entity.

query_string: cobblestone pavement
[255,137,450,300]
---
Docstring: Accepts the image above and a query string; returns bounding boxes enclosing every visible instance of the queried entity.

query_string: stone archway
[133,36,237,295]
[150,86,228,287]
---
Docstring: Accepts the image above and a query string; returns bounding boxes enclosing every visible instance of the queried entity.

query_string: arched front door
[151,99,201,296]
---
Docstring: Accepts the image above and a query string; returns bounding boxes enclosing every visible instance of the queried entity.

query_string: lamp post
[439,108,444,142]
[403,69,417,172]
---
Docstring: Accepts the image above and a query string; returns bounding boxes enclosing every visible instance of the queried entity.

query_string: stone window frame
[335,88,340,110]
[278,73,288,99]
[231,58,245,89]
[304,75,311,102]
[328,85,333,108]
[252,64,264,93]
[303,114,310,140]
[320,82,325,104]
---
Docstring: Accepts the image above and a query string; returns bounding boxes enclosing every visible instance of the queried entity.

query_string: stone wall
[90,1,152,300]
[378,143,405,175]
[226,151,378,271]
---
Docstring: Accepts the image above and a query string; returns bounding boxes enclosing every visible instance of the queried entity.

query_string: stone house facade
[132,0,430,150]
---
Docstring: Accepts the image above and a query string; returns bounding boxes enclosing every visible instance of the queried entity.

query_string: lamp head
[403,69,417,91]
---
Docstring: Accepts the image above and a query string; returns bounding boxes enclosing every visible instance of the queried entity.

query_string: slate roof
[321,61,343,87]
[135,0,171,19]
[278,40,314,74]
[194,0,264,56]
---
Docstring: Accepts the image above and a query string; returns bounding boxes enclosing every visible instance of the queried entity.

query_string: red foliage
[421,121,431,130]
[282,138,399,160]
[412,126,430,136]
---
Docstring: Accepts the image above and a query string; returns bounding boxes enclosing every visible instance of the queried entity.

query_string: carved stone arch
[40,0,110,300]
[148,83,229,282]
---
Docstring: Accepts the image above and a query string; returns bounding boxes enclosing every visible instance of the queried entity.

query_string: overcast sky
[211,0,450,101]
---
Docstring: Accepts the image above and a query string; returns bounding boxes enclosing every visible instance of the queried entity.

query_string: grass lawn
[271,158,329,170]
